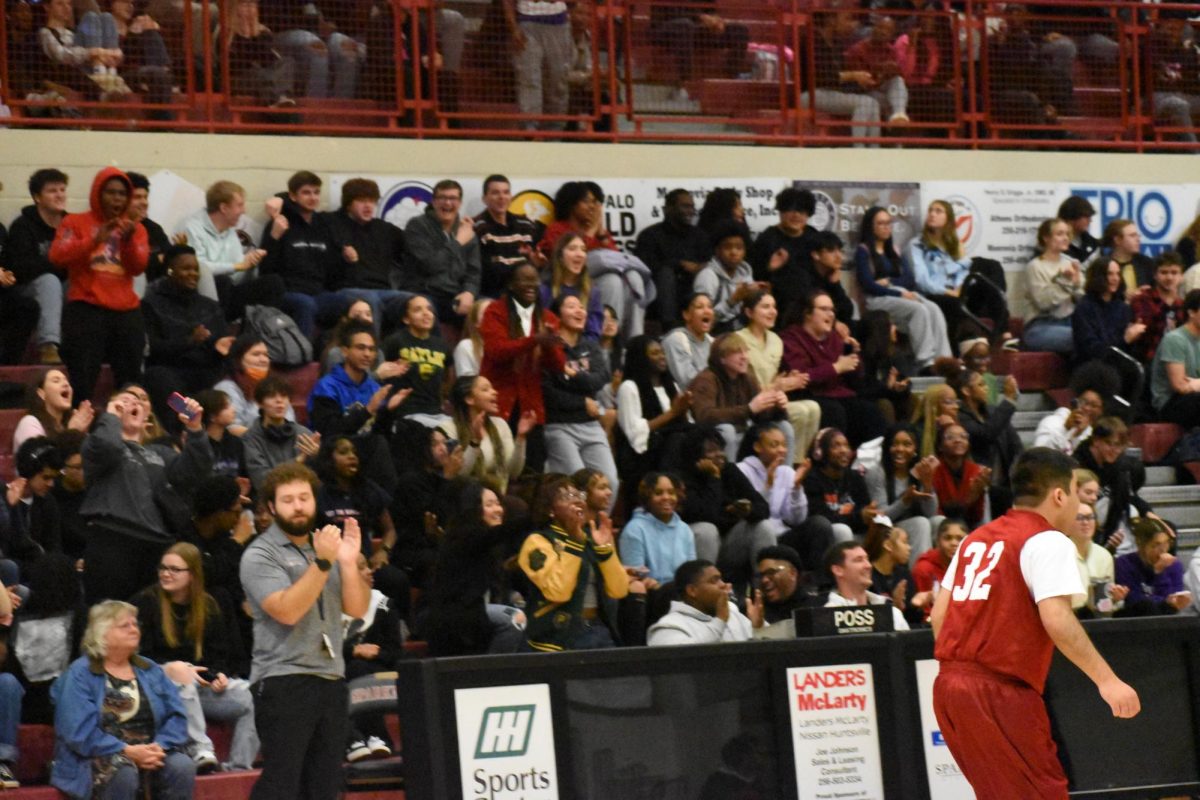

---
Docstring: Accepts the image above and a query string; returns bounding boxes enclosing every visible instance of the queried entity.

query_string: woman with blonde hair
[1023,218,1083,354]
[50,599,195,799]
[539,232,604,338]
[453,297,491,378]
[906,200,974,344]
[912,382,959,458]
[132,543,258,772]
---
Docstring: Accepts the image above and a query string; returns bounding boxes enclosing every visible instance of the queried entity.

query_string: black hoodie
[260,193,343,295]
[5,203,62,285]
[141,277,229,368]
[325,208,406,290]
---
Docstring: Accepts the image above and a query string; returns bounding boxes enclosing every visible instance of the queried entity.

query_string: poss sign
[793,604,896,637]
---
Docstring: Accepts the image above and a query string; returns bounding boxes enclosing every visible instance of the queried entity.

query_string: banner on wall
[454,683,560,800]
[914,659,975,800]
[786,664,885,800]
[794,180,923,253]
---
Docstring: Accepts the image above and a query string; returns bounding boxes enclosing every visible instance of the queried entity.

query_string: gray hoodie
[81,413,172,543]
[243,417,315,493]
[647,600,754,646]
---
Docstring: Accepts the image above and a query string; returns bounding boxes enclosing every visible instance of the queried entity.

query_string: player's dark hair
[1010,447,1076,507]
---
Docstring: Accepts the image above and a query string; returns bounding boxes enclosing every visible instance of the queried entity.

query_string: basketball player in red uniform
[930,448,1140,799]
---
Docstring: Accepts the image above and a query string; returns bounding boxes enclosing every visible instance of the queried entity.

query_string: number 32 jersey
[935,509,1084,693]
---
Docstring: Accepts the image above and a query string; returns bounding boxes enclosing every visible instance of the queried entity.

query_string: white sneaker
[888,111,910,124]
[366,736,392,757]
[0,762,19,789]
[346,740,372,763]
[193,751,218,773]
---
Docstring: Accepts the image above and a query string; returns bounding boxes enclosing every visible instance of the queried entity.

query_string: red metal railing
[1,0,1197,150]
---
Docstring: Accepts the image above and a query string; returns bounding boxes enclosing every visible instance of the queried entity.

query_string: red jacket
[479,297,566,424]
[49,166,148,311]
[932,459,985,528]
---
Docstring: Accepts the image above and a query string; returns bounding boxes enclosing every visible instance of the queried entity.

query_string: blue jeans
[76,11,119,50]
[279,291,343,339]
[0,673,23,764]
[273,29,364,99]
[336,288,412,336]
[1023,316,1074,354]
[97,750,195,800]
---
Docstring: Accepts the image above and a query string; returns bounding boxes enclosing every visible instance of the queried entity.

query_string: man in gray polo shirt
[240,462,369,800]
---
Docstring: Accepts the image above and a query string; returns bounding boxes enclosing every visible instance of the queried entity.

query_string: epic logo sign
[1070,187,1175,254]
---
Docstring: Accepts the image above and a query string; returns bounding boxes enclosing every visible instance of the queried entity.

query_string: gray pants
[801,89,881,146]
[870,75,908,119]
[593,272,647,339]
[544,421,619,510]
[17,273,62,345]
[438,9,466,72]
[177,678,260,769]
[1154,92,1200,144]
[514,20,573,129]
[718,519,778,577]
[788,400,821,463]
[864,293,951,367]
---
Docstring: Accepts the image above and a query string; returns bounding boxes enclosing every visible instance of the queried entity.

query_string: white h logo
[475,705,535,758]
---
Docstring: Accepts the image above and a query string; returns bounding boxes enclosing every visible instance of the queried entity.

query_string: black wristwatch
[314,557,333,572]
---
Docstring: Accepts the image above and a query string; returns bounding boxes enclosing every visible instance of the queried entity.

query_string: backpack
[243,305,313,366]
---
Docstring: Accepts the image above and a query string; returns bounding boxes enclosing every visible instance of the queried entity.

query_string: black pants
[251,674,348,800]
[83,524,167,604]
[216,273,287,324]
[652,17,750,81]
[62,301,145,405]
[811,396,887,448]
[0,289,38,364]
[1160,393,1200,428]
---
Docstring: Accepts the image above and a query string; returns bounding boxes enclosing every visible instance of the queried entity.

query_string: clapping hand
[591,511,615,547]
[338,517,363,565]
[68,400,95,432]
[516,409,538,438]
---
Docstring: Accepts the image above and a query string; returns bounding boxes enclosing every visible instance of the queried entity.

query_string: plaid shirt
[1130,287,1183,363]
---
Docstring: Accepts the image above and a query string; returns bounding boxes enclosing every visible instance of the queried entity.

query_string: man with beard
[239,462,370,800]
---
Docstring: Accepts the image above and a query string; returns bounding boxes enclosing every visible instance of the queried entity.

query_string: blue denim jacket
[50,655,189,800]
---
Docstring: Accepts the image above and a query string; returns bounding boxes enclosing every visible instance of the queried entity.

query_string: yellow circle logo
[510,190,555,226]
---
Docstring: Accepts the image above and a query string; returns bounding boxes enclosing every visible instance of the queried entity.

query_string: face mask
[244,365,269,382]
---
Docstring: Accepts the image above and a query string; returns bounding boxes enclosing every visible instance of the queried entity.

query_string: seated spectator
[132,543,258,772]
[1115,517,1191,616]
[954,369,1022,517]
[400,179,480,325]
[749,188,820,322]
[823,540,909,630]
[646,560,757,646]
[957,337,1002,404]
[453,298,490,379]
[1022,219,1089,357]
[906,200,974,344]
[94,0,173,105]
[662,292,715,390]
[542,295,618,500]
[856,309,914,425]
[1059,196,1100,264]
[911,518,966,601]
[802,9,882,147]
[1075,417,1163,554]
[843,15,910,123]
[81,391,193,603]
[51,430,89,565]
[473,174,545,300]
[169,390,250,495]
[1130,252,1185,364]
[50,167,149,405]
[932,423,988,528]
[1148,14,1200,147]
[226,0,296,108]
[736,425,836,575]
[325,178,410,330]
[318,298,381,375]
[598,304,624,383]
[754,545,815,636]
[735,290,820,461]
[1033,363,1112,455]
[855,206,951,370]
[912,382,958,458]
[635,189,707,327]
[501,0,572,130]
[142,246,236,431]
[695,188,747,264]
[781,289,887,447]
[693,222,761,334]
[179,179,281,318]
[1072,257,1144,366]
[37,0,127,99]
[50,600,195,800]
[212,335,294,435]
[690,333,792,463]
[6,168,69,365]
[615,334,693,483]
[388,424,459,590]
[864,424,939,567]
[807,232,857,334]
[538,181,616,258]
[619,472,697,585]
[341,552,400,763]
[866,523,928,627]
[124,172,171,282]
[803,427,872,542]
[893,13,954,121]
[259,170,343,338]
[424,479,525,656]
[379,294,451,429]
[308,323,397,438]
[540,232,603,338]
[259,0,364,99]
[243,374,319,492]
[479,262,565,471]
[4,437,66,568]
[1070,501,1125,617]
[13,368,94,453]
[649,0,750,96]
[1101,218,1154,295]
[1150,288,1200,427]
[0,250,38,367]
[985,11,1071,132]
[450,376,533,496]
[518,476,629,651]
[1179,212,1200,268]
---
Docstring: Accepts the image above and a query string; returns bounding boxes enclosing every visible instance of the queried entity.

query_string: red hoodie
[49,167,148,311]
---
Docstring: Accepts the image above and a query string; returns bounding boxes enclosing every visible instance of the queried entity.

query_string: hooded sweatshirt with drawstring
[49,166,149,310]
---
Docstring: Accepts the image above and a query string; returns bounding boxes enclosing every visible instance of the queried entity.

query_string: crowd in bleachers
[6,0,1200,145]
[5,165,1200,793]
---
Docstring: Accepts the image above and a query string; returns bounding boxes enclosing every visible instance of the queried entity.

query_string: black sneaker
[0,761,19,789]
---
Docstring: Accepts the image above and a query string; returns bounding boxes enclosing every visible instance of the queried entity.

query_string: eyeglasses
[556,489,586,503]
[1076,514,1096,522]
[756,566,791,579]
[158,564,189,575]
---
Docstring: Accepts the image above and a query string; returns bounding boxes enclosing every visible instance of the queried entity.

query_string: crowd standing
[3,170,1200,796]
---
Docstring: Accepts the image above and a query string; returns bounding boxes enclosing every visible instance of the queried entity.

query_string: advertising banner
[915,659,975,800]
[786,664,885,800]
[454,683,559,800]
[794,180,923,253]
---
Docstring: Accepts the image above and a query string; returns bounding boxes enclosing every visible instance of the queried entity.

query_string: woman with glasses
[1070,503,1126,618]
[1075,416,1170,555]
[132,543,258,773]
[50,599,196,800]
[931,423,989,528]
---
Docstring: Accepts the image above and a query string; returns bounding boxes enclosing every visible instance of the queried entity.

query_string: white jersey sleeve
[1020,530,1085,603]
